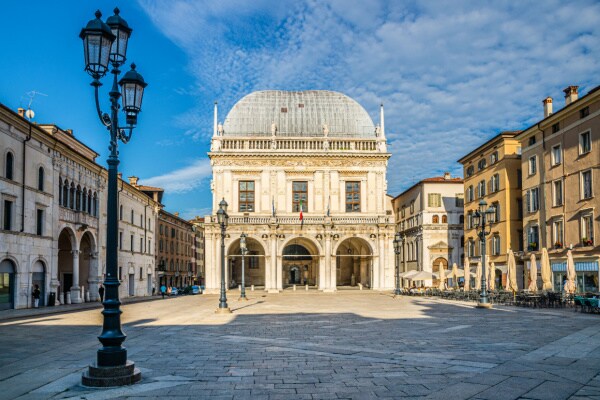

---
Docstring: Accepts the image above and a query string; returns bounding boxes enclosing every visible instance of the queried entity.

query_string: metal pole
[97,66,127,367]
[394,248,401,296]
[478,219,490,307]
[218,223,229,310]
[240,249,247,300]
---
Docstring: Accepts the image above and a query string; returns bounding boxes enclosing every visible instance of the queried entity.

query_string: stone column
[323,234,335,292]
[267,232,278,292]
[71,250,82,304]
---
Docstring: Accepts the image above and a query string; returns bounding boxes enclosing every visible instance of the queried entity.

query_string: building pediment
[428,240,452,251]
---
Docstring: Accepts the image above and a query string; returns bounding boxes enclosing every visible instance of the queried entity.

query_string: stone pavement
[1,291,600,399]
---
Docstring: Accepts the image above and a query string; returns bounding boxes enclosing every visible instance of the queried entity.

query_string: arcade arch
[335,237,373,288]
[281,237,320,288]
[432,257,448,288]
[227,236,266,289]
[0,259,16,310]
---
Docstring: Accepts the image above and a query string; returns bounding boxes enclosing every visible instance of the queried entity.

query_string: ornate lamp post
[393,232,401,297]
[239,233,248,301]
[79,9,147,386]
[216,198,231,313]
[473,199,496,309]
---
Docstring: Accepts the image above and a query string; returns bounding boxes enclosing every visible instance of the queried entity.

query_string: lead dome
[222,90,376,138]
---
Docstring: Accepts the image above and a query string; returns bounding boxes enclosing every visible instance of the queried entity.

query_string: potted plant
[581,237,593,246]
[554,241,562,249]
[528,242,538,251]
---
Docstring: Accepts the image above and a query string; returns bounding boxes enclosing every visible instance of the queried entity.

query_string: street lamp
[473,199,496,309]
[216,198,231,313]
[393,232,401,297]
[80,8,146,387]
[239,233,248,301]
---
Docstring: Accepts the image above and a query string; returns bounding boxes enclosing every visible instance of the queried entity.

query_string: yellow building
[458,131,524,289]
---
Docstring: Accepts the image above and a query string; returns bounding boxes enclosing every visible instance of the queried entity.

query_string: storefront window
[577,272,598,293]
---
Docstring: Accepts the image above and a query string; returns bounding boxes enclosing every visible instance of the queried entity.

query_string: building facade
[0,103,159,309]
[392,173,464,286]
[156,210,196,288]
[458,131,524,289]
[190,216,206,286]
[205,90,395,292]
[517,85,600,292]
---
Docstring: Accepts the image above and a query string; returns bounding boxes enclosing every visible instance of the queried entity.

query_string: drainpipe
[21,114,32,232]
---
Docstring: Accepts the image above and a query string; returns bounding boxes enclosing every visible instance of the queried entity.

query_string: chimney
[563,86,579,106]
[543,97,553,118]
[65,129,73,136]
[118,173,123,180]
[17,108,25,118]
[174,212,179,217]
[443,172,451,180]
[128,176,139,186]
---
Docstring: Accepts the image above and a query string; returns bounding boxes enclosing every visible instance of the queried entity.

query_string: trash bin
[48,292,56,307]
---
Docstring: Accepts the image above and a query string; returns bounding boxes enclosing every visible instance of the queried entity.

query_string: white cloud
[143,159,212,193]
[138,0,600,194]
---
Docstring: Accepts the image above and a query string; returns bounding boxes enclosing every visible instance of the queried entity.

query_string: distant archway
[432,257,448,288]
[335,237,373,288]
[0,259,16,310]
[227,236,266,289]
[32,260,46,307]
[282,238,320,288]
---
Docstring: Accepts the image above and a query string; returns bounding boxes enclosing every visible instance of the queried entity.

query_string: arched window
[63,180,69,207]
[58,178,63,205]
[38,167,44,191]
[119,205,123,220]
[76,185,82,211]
[442,215,447,224]
[87,192,92,213]
[5,152,14,180]
[82,189,87,213]
[131,210,134,224]
[432,215,439,224]
[70,183,75,210]
[93,192,98,217]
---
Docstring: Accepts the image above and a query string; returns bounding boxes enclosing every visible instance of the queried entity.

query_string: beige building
[458,131,524,289]
[204,90,395,292]
[517,85,600,292]
[189,216,206,286]
[156,210,195,288]
[392,173,464,287]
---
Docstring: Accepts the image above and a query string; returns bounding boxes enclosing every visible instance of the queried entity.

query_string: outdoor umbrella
[528,253,538,292]
[451,263,463,289]
[489,261,496,290]
[565,250,576,294]
[438,262,446,290]
[475,261,482,290]
[409,270,438,281]
[541,248,553,291]
[506,250,518,292]
[463,257,471,291]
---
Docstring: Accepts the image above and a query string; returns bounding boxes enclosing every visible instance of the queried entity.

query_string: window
[131,210,134,224]
[140,215,143,227]
[140,238,143,253]
[581,214,594,246]
[159,239,163,252]
[239,181,255,212]
[460,236,464,248]
[467,212,473,229]
[130,235,134,252]
[410,201,414,214]
[580,106,590,119]
[552,123,560,134]
[428,193,441,208]
[528,156,537,175]
[401,207,405,218]
[119,232,123,250]
[119,205,123,220]
[455,194,464,207]
[490,151,498,164]
[492,235,501,255]
[477,180,486,198]
[526,188,539,213]
[432,215,439,224]
[517,169,522,188]
[528,226,539,251]
[5,152,14,180]
[466,166,474,177]
[3,200,12,230]
[477,159,487,171]
[581,170,593,199]
[459,215,464,224]
[517,198,523,219]
[148,240,151,254]
[553,180,563,206]
[468,239,476,257]
[441,215,447,224]
[171,228,175,238]
[292,181,308,212]
[38,167,44,191]
[580,131,591,154]
[345,181,360,212]
[551,145,562,166]
[517,230,524,252]
[36,209,44,236]
[466,186,474,202]
[528,136,536,146]
[491,174,500,193]
[553,220,563,248]
[492,202,500,223]
[516,146,522,155]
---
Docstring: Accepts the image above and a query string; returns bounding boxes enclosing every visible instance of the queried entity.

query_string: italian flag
[299,199,304,227]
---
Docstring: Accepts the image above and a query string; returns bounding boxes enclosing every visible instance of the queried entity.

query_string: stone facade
[190,216,206,286]
[0,104,160,309]
[392,173,464,286]
[156,210,196,288]
[204,91,395,292]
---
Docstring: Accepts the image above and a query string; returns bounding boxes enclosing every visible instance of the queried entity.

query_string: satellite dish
[25,109,35,120]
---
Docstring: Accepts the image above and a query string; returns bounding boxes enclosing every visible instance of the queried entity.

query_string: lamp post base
[215,307,232,314]
[238,296,249,301]
[82,360,141,387]
[476,302,492,309]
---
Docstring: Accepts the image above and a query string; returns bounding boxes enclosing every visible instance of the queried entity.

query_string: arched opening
[32,260,46,307]
[62,180,69,207]
[0,259,16,310]
[432,215,439,224]
[227,237,266,289]
[80,231,97,298]
[335,238,373,288]
[58,228,75,303]
[494,268,502,290]
[5,152,14,180]
[442,215,447,224]
[432,257,448,288]
[38,167,45,191]
[282,238,320,288]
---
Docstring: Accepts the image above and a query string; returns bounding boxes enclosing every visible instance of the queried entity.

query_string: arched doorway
[80,232,97,299]
[0,259,16,310]
[335,238,373,288]
[227,237,266,289]
[58,228,76,303]
[432,257,448,288]
[32,260,46,307]
[282,239,319,288]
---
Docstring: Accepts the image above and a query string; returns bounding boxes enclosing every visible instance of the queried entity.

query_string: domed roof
[222,90,376,138]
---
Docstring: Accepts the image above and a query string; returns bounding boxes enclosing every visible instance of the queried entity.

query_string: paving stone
[521,380,583,399]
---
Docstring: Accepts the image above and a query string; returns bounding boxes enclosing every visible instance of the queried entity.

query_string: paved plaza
[1,292,600,399]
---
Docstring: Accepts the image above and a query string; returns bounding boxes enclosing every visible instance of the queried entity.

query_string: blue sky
[2,1,600,219]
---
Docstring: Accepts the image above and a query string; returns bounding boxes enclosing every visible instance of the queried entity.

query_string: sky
[1,0,600,219]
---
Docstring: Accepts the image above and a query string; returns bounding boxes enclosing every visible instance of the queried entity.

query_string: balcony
[59,207,98,230]
[213,215,391,225]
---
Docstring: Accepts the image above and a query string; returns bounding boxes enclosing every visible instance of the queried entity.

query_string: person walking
[98,284,105,303]
[160,284,166,299]
[32,284,41,308]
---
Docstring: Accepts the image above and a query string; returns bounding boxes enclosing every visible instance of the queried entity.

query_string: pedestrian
[98,284,105,302]
[32,284,41,308]
[160,284,166,299]
[167,286,172,297]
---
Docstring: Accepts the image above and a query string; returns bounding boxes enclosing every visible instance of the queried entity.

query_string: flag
[299,199,304,228]
[326,195,330,217]
[272,197,276,217]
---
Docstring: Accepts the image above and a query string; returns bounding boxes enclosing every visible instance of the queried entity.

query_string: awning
[551,262,566,272]
[575,261,599,272]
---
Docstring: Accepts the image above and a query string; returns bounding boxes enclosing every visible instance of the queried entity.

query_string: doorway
[0,260,15,310]
[32,261,46,307]
[129,274,135,296]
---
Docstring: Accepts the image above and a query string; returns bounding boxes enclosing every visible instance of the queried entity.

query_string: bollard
[251,285,255,291]
[305,284,309,291]
[358,283,363,290]
[66,291,72,304]
[293,284,296,291]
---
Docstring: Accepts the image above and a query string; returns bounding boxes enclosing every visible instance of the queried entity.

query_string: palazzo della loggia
[204,90,395,292]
